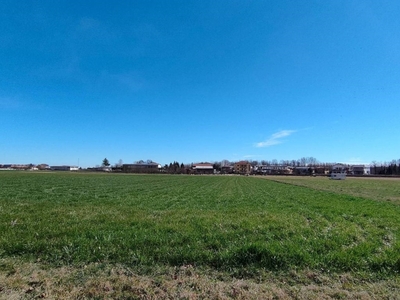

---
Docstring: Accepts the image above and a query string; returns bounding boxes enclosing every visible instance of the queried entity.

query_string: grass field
[0,172,399,299]
[265,175,400,205]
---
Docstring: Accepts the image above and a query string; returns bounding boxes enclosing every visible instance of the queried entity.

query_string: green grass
[265,175,400,204]
[1,172,399,279]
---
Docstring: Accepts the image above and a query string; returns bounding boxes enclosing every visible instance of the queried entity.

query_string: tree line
[370,160,400,175]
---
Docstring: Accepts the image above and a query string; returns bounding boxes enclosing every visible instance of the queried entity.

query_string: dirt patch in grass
[1,259,399,299]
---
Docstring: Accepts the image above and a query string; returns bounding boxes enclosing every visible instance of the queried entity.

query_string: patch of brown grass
[1,259,399,299]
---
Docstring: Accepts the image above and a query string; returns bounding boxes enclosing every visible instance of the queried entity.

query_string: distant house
[350,165,366,175]
[294,166,312,175]
[2,164,34,170]
[314,166,330,175]
[122,162,161,173]
[331,164,348,173]
[51,166,79,171]
[363,166,371,175]
[0,164,12,170]
[37,164,50,170]
[221,165,234,174]
[234,161,251,174]
[88,166,112,172]
[256,165,293,175]
[192,163,214,174]
[253,165,270,175]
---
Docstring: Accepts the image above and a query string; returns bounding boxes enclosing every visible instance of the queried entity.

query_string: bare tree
[221,159,230,167]
[250,160,258,167]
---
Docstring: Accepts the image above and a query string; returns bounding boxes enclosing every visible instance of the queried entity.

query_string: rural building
[221,165,234,174]
[234,161,251,174]
[51,166,79,171]
[256,165,293,175]
[0,164,13,170]
[330,172,346,180]
[363,166,370,175]
[294,166,313,175]
[314,166,330,175]
[88,166,112,172]
[331,164,348,173]
[350,165,366,175]
[122,162,161,173]
[37,164,50,170]
[192,163,214,174]
[0,164,39,170]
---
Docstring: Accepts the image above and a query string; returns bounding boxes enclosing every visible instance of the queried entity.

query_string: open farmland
[0,172,399,299]
[265,175,400,205]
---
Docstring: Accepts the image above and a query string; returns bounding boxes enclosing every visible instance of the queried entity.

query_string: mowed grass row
[0,172,399,277]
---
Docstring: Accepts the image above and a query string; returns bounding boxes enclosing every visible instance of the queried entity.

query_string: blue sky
[1,0,399,167]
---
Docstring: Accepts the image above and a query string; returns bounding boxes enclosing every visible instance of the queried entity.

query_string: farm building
[294,166,313,175]
[192,163,215,174]
[88,166,112,172]
[51,166,79,171]
[234,161,251,174]
[0,164,13,170]
[350,165,368,175]
[37,164,50,170]
[254,165,292,175]
[220,165,234,174]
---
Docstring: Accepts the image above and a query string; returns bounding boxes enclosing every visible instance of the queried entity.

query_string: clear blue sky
[1,0,399,167]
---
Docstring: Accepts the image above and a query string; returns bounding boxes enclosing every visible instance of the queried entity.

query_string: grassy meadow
[0,172,399,299]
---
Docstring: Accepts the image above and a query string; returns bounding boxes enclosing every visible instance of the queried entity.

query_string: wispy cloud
[255,130,297,148]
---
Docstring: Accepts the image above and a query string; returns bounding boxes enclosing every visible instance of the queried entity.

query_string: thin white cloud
[255,130,296,148]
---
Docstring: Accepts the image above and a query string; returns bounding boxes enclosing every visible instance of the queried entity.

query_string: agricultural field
[265,175,400,205]
[0,172,399,299]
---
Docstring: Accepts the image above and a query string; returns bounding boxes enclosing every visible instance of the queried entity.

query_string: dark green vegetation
[1,172,399,279]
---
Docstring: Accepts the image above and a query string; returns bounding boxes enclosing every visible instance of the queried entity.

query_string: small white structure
[330,172,346,180]
[330,164,347,180]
